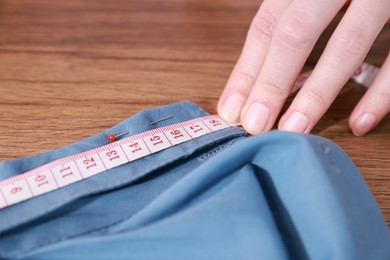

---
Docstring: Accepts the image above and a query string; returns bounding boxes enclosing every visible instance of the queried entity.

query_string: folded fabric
[0,101,388,259]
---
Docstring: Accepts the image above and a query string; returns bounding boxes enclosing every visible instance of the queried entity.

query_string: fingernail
[220,94,246,122]
[243,103,270,134]
[280,111,309,133]
[352,113,377,136]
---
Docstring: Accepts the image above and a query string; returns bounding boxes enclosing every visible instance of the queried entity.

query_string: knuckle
[375,88,390,104]
[275,12,314,48]
[332,28,370,57]
[304,87,327,107]
[248,10,278,44]
[261,78,290,100]
[234,65,258,90]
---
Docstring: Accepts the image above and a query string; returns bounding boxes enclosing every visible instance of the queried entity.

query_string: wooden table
[0,0,389,224]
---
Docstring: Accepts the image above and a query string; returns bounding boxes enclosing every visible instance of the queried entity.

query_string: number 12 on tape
[0,115,235,209]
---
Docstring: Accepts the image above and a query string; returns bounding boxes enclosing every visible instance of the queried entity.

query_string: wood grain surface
[0,0,389,224]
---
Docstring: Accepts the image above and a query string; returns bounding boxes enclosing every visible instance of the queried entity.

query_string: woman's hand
[217,0,390,136]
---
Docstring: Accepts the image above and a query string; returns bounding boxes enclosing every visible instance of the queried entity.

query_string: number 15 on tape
[0,115,236,209]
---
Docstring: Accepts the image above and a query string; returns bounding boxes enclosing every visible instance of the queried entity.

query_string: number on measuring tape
[184,122,211,138]
[121,139,151,161]
[2,179,32,205]
[99,148,128,169]
[204,118,230,131]
[144,133,171,153]
[76,155,106,178]
[52,163,83,187]
[164,127,191,145]
[0,115,236,209]
[26,171,57,196]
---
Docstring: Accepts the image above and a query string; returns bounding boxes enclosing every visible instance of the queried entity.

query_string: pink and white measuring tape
[0,115,236,210]
[0,62,379,210]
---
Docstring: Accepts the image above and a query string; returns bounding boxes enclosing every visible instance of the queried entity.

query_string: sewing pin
[107,115,173,142]
[108,131,130,142]
[150,115,173,125]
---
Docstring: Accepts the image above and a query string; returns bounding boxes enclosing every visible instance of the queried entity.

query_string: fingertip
[350,112,377,136]
[278,111,309,133]
[218,93,246,123]
[277,112,290,131]
[241,102,270,135]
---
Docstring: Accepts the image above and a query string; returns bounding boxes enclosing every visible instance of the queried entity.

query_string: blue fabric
[0,101,388,259]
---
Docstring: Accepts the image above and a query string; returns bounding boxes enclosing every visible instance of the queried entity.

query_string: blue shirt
[0,101,388,259]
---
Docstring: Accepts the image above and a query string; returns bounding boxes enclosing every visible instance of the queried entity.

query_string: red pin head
[107,116,173,143]
[108,134,116,142]
[108,131,130,142]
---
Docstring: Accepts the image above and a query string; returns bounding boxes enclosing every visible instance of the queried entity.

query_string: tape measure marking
[0,62,380,209]
[0,115,235,209]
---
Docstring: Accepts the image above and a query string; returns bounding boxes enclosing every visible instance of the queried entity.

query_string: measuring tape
[0,62,379,210]
[0,115,236,210]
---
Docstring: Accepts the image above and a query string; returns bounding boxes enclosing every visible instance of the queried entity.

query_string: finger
[241,0,345,134]
[279,0,390,133]
[218,0,292,123]
[350,52,390,136]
